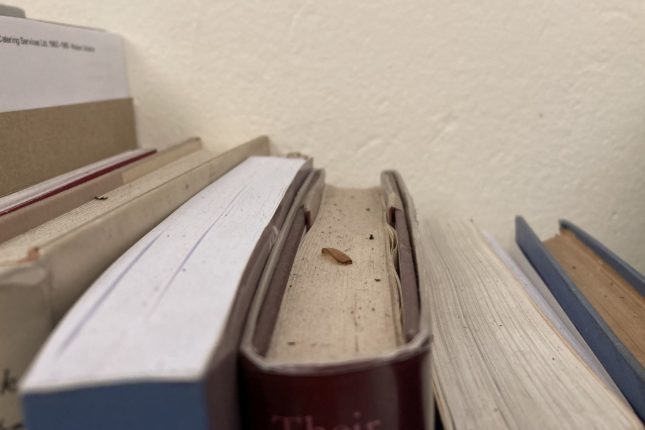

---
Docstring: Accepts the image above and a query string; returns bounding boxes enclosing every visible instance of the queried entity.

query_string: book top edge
[21,156,306,392]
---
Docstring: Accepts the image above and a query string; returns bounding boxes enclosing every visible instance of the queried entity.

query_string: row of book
[2,134,643,429]
[1,12,643,430]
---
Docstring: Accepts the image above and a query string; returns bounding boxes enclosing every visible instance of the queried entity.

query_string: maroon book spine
[239,171,432,430]
[241,344,430,430]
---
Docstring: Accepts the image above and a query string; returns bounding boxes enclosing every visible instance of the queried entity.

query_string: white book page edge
[22,156,305,392]
[483,231,626,399]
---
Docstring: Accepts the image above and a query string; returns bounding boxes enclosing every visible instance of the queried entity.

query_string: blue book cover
[515,216,644,420]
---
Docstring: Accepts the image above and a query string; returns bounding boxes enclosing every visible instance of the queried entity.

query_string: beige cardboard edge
[0,98,138,197]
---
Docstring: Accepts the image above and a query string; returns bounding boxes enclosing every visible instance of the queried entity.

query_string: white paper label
[0,16,129,112]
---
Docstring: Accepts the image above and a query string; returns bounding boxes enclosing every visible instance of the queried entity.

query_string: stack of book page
[419,219,641,429]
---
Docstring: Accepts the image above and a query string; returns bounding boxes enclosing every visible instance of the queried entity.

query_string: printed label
[271,411,382,430]
[0,16,128,112]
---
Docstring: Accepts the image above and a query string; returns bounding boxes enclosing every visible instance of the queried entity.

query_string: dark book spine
[240,347,430,430]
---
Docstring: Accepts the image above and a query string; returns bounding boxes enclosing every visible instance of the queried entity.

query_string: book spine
[0,263,53,429]
[240,170,432,429]
[23,381,209,430]
[241,347,430,430]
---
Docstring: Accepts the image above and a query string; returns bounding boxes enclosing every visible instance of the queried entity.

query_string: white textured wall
[16,0,645,271]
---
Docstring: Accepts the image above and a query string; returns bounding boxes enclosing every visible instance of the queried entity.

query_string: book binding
[242,347,430,430]
[240,171,433,430]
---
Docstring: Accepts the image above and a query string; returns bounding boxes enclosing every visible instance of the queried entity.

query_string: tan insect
[321,247,352,265]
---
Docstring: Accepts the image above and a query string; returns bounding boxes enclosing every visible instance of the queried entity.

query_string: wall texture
[16,0,645,271]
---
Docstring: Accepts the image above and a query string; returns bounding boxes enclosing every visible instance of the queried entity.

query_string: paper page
[484,231,625,398]
[0,16,129,112]
[22,156,305,390]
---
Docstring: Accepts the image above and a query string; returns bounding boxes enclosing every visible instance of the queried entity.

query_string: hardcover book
[240,171,433,429]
